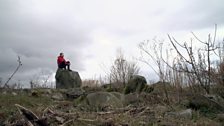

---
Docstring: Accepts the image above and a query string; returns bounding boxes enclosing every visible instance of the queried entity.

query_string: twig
[4,56,22,88]
[77,118,96,122]
[59,119,75,126]
[191,32,206,44]
[167,34,189,64]
[26,121,35,126]
[212,24,217,46]
[97,111,115,115]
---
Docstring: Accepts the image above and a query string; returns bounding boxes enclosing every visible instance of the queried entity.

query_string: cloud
[1,0,224,86]
[159,0,224,31]
[0,0,91,86]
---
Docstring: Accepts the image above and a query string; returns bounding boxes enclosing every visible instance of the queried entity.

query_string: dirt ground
[0,87,223,126]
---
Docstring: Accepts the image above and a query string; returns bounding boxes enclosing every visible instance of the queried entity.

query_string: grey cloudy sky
[0,0,224,87]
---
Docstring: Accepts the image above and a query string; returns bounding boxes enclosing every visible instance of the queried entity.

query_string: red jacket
[57,56,66,65]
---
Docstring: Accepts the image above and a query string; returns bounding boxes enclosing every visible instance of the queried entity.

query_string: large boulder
[55,69,82,89]
[124,75,147,94]
[186,94,224,113]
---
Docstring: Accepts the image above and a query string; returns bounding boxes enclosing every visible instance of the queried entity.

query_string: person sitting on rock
[57,52,71,71]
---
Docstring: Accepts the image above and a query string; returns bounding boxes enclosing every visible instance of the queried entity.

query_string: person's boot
[67,65,72,71]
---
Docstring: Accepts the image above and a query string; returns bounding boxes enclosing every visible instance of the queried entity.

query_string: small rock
[52,93,64,100]
[179,109,192,119]
[12,92,17,96]
[66,88,85,99]
[55,116,65,124]
[165,109,192,120]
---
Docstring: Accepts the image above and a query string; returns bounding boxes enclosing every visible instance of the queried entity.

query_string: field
[0,83,224,126]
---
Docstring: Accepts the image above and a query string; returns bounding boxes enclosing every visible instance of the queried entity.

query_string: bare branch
[168,34,190,64]
[212,24,217,46]
[4,56,22,88]
[191,32,207,44]
[172,37,186,49]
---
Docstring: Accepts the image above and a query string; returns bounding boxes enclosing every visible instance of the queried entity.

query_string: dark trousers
[58,61,70,70]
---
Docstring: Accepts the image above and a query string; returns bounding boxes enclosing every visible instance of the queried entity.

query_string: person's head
[60,52,64,57]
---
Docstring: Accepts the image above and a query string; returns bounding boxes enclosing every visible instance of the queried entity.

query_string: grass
[0,86,223,125]
[0,92,53,122]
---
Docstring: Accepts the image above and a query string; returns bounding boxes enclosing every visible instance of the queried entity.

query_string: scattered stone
[65,88,85,99]
[55,69,82,89]
[51,93,64,101]
[55,116,65,124]
[179,109,192,119]
[165,109,192,120]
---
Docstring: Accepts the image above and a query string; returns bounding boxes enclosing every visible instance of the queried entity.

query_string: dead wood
[15,104,48,126]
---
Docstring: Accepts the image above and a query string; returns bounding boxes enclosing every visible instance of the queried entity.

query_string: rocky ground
[0,84,224,126]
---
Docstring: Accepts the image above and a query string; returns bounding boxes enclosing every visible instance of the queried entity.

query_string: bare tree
[167,26,218,93]
[138,38,170,81]
[138,25,220,95]
[109,49,140,87]
[138,38,171,103]
[30,69,52,89]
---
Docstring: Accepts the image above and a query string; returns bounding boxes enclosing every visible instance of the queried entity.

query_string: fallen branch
[59,119,75,126]
[15,104,48,126]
